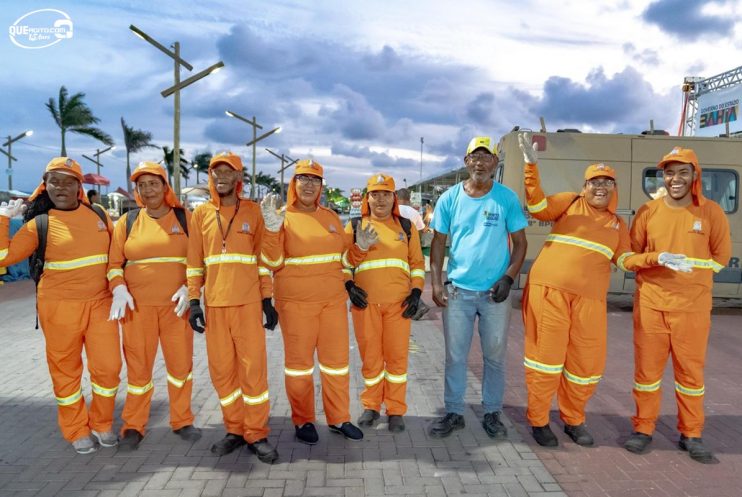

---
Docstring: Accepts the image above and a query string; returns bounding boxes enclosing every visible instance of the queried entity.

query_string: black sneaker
[329,422,364,441]
[357,409,380,427]
[388,415,405,433]
[118,429,143,451]
[428,413,465,438]
[482,412,507,439]
[295,423,319,445]
[531,425,558,447]
[564,423,594,447]
[210,433,246,455]
[247,438,279,464]
[173,425,202,442]
[679,435,719,464]
[624,432,652,454]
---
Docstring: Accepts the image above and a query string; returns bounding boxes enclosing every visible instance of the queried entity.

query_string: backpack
[350,216,412,243]
[125,207,188,238]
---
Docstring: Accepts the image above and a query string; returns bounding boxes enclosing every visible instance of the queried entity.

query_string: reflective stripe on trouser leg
[380,302,411,415]
[120,305,159,435]
[317,299,351,426]
[351,304,385,412]
[158,307,196,431]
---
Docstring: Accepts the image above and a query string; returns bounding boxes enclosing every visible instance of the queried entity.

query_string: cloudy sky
[2,0,740,195]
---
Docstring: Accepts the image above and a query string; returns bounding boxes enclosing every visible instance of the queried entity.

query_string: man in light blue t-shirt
[429,136,528,439]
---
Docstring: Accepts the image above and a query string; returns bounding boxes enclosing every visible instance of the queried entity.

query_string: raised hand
[355,221,379,251]
[260,193,286,232]
[518,131,539,164]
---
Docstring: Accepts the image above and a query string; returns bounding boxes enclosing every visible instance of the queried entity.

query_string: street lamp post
[265,148,297,203]
[2,130,33,191]
[129,24,224,197]
[419,136,424,205]
[82,145,115,194]
[225,110,281,199]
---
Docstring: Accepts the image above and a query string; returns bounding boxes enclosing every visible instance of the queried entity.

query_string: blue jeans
[442,285,511,414]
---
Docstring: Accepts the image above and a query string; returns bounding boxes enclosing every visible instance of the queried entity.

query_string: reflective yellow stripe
[167,371,193,388]
[675,381,704,396]
[411,269,425,279]
[107,268,124,281]
[127,381,154,395]
[616,251,635,272]
[545,234,613,260]
[243,390,270,405]
[355,258,410,274]
[341,250,352,269]
[687,258,725,273]
[285,366,314,377]
[527,198,547,213]
[0,248,8,261]
[219,388,242,407]
[318,363,349,376]
[126,256,187,266]
[258,267,271,276]
[342,269,352,276]
[187,267,204,277]
[91,382,118,397]
[285,253,342,265]
[364,371,385,387]
[563,368,602,385]
[261,252,284,268]
[56,388,83,406]
[524,357,564,374]
[634,379,661,392]
[204,253,256,266]
[385,371,408,384]
[44,254,108,270]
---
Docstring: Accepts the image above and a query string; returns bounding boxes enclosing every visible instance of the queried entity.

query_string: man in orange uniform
[624,147,731,464]
[107,162,200,450]
[346,174,425,432]
[260,160,368,444]
[0,158,120,454]
[186,152,279,463]
[518,133,668,447]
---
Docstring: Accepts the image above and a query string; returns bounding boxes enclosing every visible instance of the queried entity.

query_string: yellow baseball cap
[466,136,494,155]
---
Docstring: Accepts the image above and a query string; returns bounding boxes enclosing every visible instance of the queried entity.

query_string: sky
[2,0,741,195]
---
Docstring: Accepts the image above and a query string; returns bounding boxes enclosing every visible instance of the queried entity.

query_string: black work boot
[482,412,507,439]
[173,425,202,442]
[564,423,595,447]
[679,435,719,464]
[247,438,279,464]
[329,422,364,441]
[295,423,319,445]
[357,409,380,427]
[428,413,465,438]
[388,415,405,433]
[531,424,558,447]
[211,433,246,455]
[118,429,143,451]
[624,432,652,454]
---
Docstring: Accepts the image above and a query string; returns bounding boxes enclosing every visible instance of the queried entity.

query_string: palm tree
[46,86,113,156]
[161,146,190,186]
[121,117,157,194]
[192,152,212,185]
[248,171,280,197]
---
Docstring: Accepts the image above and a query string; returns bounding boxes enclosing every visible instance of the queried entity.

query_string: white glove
[355,221,379,251]
[171,284,189,317]
[658,252,693,273]
[109,285,135,320]
[0,199,24,218]
[260,194,286,232]
[517,131,539,164]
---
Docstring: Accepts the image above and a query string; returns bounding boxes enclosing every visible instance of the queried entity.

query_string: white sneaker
[72,436,97,454]
[91,430,118,447]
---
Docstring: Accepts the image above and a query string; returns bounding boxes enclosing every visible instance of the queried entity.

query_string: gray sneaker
[92,430,118,447]
[72,436,97,454]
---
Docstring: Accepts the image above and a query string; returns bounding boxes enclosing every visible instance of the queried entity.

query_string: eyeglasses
[587,178,615,188]
[466,153,494,163]
[295,174,322,185]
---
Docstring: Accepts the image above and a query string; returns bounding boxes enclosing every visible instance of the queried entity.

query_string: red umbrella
[82,173,110,186]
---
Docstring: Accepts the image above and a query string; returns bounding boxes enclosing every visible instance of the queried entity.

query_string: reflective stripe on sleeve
[187,267,204,277]
[687,258,725,273]
[616,251,635,272]
[107,268,124,281]
[411,269,425,279]
[261,253,284,268]
[527,198,547,213]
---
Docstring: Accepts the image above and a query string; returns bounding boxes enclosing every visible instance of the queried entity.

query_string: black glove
[401,288,422,319]
[188,299,205,333]
[490,275,514,303]
[262,298,279,330]
[345,280,368,309]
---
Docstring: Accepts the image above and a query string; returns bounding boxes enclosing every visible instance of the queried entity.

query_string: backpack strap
[30,214,48,285]
[398,216,412,242]
[125,208,141,238]
[126,207,188,239]
[173,207,188,236]
[350,216,362,243]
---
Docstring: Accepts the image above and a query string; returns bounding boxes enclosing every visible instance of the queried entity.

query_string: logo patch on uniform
[613,221,620,230]
[171,224,181,234]
[692,219,702,232]
[328,224,337,233]
[397,232,405,241]
[239,222,250,234]
[97,220,107,231]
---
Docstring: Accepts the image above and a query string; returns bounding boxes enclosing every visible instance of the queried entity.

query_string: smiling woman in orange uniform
[345,173,425,433]
[260,160,368,444]
[0,158,120,455]
[107,162,200,451]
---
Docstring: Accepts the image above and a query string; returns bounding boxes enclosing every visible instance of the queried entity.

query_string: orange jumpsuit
[107,208,194,435]
[630,195,731,437]
[346,215,425,415]
[522,162,655,427]
[188,197,272,443]
[0,207,120,442]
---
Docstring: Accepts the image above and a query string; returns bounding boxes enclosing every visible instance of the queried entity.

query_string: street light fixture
[265,148,298,203]
[129,24,224,197]
[82,145,115,194]
[2,129,33,191]
[225,109,281,199]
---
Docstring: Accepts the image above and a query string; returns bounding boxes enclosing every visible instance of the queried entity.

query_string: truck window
[642,167,738,213]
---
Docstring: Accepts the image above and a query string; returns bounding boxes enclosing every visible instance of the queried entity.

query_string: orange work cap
[584,163,616,180]
[29,157,87,203]
[366,173,396,192]
[130,161,182,208]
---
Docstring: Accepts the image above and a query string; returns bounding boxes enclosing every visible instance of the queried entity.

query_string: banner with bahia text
[695,85,741,137]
